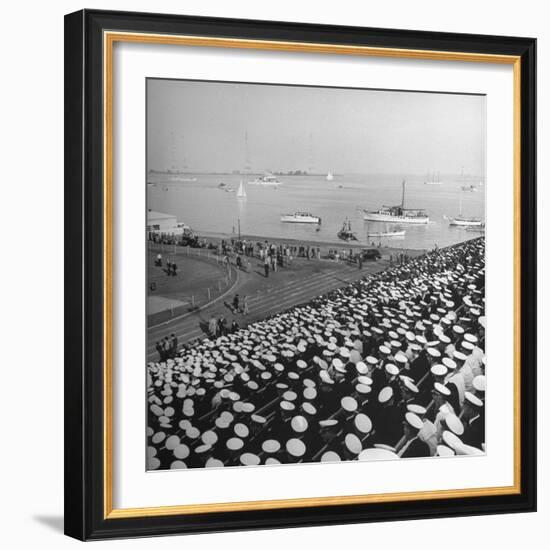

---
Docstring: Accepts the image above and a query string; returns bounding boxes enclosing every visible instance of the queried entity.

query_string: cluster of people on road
[146,237,486,470]
[154,334,179,363]
[154,253,178,276]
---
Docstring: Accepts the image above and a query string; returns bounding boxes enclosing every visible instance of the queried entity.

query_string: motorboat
[248,173,281,186]
[364,180,429,224]
[280,212,321,224]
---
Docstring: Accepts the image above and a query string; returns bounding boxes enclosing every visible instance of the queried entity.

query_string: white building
[146,210,191,237]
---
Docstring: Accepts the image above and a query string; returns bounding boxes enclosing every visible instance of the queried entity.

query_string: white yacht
[248,173,281,186]
[280,212,321,224]
[364,180,430,224]
[326,172,334,181]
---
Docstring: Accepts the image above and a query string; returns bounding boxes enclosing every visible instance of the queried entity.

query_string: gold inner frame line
[103,30,522,520]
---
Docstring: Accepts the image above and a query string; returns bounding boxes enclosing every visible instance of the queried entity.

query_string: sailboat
[236,180,247,199]
[424,171,443,185]
[447,195,482,226]
[326,172,334,181]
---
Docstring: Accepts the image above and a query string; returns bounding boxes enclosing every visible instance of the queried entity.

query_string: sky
[147,78,486,176]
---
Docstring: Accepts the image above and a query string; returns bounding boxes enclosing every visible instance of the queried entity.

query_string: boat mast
[401,180,406,208]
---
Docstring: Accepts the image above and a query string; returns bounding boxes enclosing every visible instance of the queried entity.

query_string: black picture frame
[64,9,537,541]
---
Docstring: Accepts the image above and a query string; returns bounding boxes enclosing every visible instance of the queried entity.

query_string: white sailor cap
[202,430,218,445]
[302,402,317,416]
[395,353,408,365]
[434,382,451,396]
[358,448,400,461]
[407,404,427,416]
[170,460,187,469]
[226,437,244,451]
[442,357,457,370]
[464,391,484,408]
[283,390,298,402]
[280,400,296,412]
[453,351,467,362]
[195,443,212,455]
[405,412,424,430]
[427,347,441,359]
[379,345,392,355]
[339,347,351,358]
[319,419,339,429]
[303,387,317,400]
[354,413,373,434]
[344,433,363,455]
[452,325,465,335]
[444,413,465,435]
[461,340,475,352]
[366,356,378,366]
[402,377,419,393]
[240,453,261,466]
[356,361,368,374]
[436,444,455,457]
[464,333,479,344]
[262,439,281,453]
[173,444,190,460]
[286,438,306,457]
[321,451,341,462]
[385,363,400,376]
[473,375,486,393]
[378,386,394,403]
[234,423,249,438]
[205,458,224,468]
[341,396,358,412]
[291,415,309,433]
[431,364,448,377]
[442,430,463,451]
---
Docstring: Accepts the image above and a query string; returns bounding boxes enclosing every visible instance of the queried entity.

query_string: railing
[147,242,240,327]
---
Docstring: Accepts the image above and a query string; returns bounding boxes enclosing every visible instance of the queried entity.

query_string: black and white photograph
[145,78,487,471]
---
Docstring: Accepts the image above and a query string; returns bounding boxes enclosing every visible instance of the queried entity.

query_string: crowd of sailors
[147,237,486,470]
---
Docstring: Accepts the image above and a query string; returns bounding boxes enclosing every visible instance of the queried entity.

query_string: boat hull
[367,231,406,238]
[248,180,281,186]
[280,217,320,224]
[449,218,483,227]
[363,212,429,224]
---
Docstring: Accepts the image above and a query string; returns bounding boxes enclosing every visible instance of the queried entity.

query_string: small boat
[225,186,234,193]
[465,225,485,233]
[337,218,358,241]
[280,212,321,224]
[424,171,443,185]
[367,227,406,238]
[217,182,227,189]
[326,172,334,181]
[248,173,281,186]
[236,180,247,200]
[447,196,483,226]
[364,180,429,224]
[461,184,478,192]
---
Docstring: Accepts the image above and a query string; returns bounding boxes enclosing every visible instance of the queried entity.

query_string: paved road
[147,259,389,361]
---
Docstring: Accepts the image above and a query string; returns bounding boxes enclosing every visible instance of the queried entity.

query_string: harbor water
[147,173,485,250]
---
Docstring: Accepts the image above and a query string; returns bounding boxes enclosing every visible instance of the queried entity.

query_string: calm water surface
[147,173,485,250]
